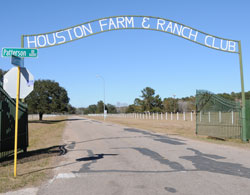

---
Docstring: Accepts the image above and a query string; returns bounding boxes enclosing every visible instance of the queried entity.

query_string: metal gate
[0,84,28,159]
[196,90,242,139]
[246,100,250,139]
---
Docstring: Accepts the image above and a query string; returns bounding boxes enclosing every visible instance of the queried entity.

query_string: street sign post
[2,46,38,177]
[2,48,38,58]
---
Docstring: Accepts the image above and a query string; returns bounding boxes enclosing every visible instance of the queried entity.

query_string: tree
[140,87,155,111]
[26,80,70,120]
[96,101,104,113]
[86,104,97,114]
[125,105,136,113]
[125,87,164,113]
[163,98,177,113]
[106,104,117,113]
[67,104,76,114]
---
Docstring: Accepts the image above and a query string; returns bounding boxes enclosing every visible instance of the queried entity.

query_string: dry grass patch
[0,116,67,193]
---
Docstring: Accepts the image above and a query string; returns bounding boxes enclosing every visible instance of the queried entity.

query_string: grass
[84,115,250,149]
[0,116,67,193]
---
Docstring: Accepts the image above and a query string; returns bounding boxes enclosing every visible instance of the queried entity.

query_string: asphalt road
[35,116,250,195]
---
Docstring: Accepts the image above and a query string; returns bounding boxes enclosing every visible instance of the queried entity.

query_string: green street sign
[1,48,38,58]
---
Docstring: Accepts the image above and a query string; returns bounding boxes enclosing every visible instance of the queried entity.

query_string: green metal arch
[22,15,239,53]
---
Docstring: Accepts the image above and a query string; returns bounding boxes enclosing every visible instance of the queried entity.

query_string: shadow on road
[124,128,186,145]
[180,148,250,179]
[76,154,118,162]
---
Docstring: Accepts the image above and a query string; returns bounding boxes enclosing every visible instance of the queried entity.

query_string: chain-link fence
[196,90,242,139]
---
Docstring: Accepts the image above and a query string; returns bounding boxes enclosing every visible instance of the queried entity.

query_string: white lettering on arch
[65,28,73,40]
[212,37,219,49]
[82,23,93,35]
[56,31,66,44]
[23,16,238,53]
[37,35,47,47]
[125,17,134,28]
[165,22,173,33]
[46,33,56,46]
[99,19,108,31]
[189,29,198,41]
[73,26,84,38]
[205,35,212,47]
[181,26,190,39]
[116,17,125,28]
[27,36,37,48]
[142,17,150,29]
[228,41,236,52]
[173,23,183,36]
[220,40,229,51]
[109,18,117,30]
[157,19,165,31]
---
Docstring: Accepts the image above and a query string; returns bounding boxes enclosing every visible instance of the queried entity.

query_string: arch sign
[23,15,238,53]
[21,15,247,141]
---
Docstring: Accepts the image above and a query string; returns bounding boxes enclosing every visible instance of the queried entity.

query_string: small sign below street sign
[3,67,34,99]
[2,48,38,58]
[11,55,24,67]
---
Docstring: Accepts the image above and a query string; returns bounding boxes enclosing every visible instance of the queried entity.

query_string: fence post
[171,112,173,120]
[208,112,210,123]
[183,112,185,121]
[153,113,155,120]
[157,113,159,120]
[177,112,179,120]
[219,111,221,123]
[232,111,234,124]
[161,112,163,120]
[166,112,168,120]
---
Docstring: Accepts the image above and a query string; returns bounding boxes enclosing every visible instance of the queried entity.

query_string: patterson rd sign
[2,48,38,58]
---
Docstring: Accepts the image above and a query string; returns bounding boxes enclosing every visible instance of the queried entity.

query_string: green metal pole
[238,41,247,142]
[21,35,24,48]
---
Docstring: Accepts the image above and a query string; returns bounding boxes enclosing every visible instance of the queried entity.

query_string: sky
[0,0,249,108]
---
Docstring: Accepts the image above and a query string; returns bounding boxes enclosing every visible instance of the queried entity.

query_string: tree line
[77,101,117,115]
[125,87,250,113]
[125,87,195,113]
[0,68,249,118]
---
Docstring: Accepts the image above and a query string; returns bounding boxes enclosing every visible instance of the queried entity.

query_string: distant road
[37,116,250,195]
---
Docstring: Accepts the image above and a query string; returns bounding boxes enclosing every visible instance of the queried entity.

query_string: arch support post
[238,41,247,142]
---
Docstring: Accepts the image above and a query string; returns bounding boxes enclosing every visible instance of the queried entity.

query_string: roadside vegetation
[0,116,66,193]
